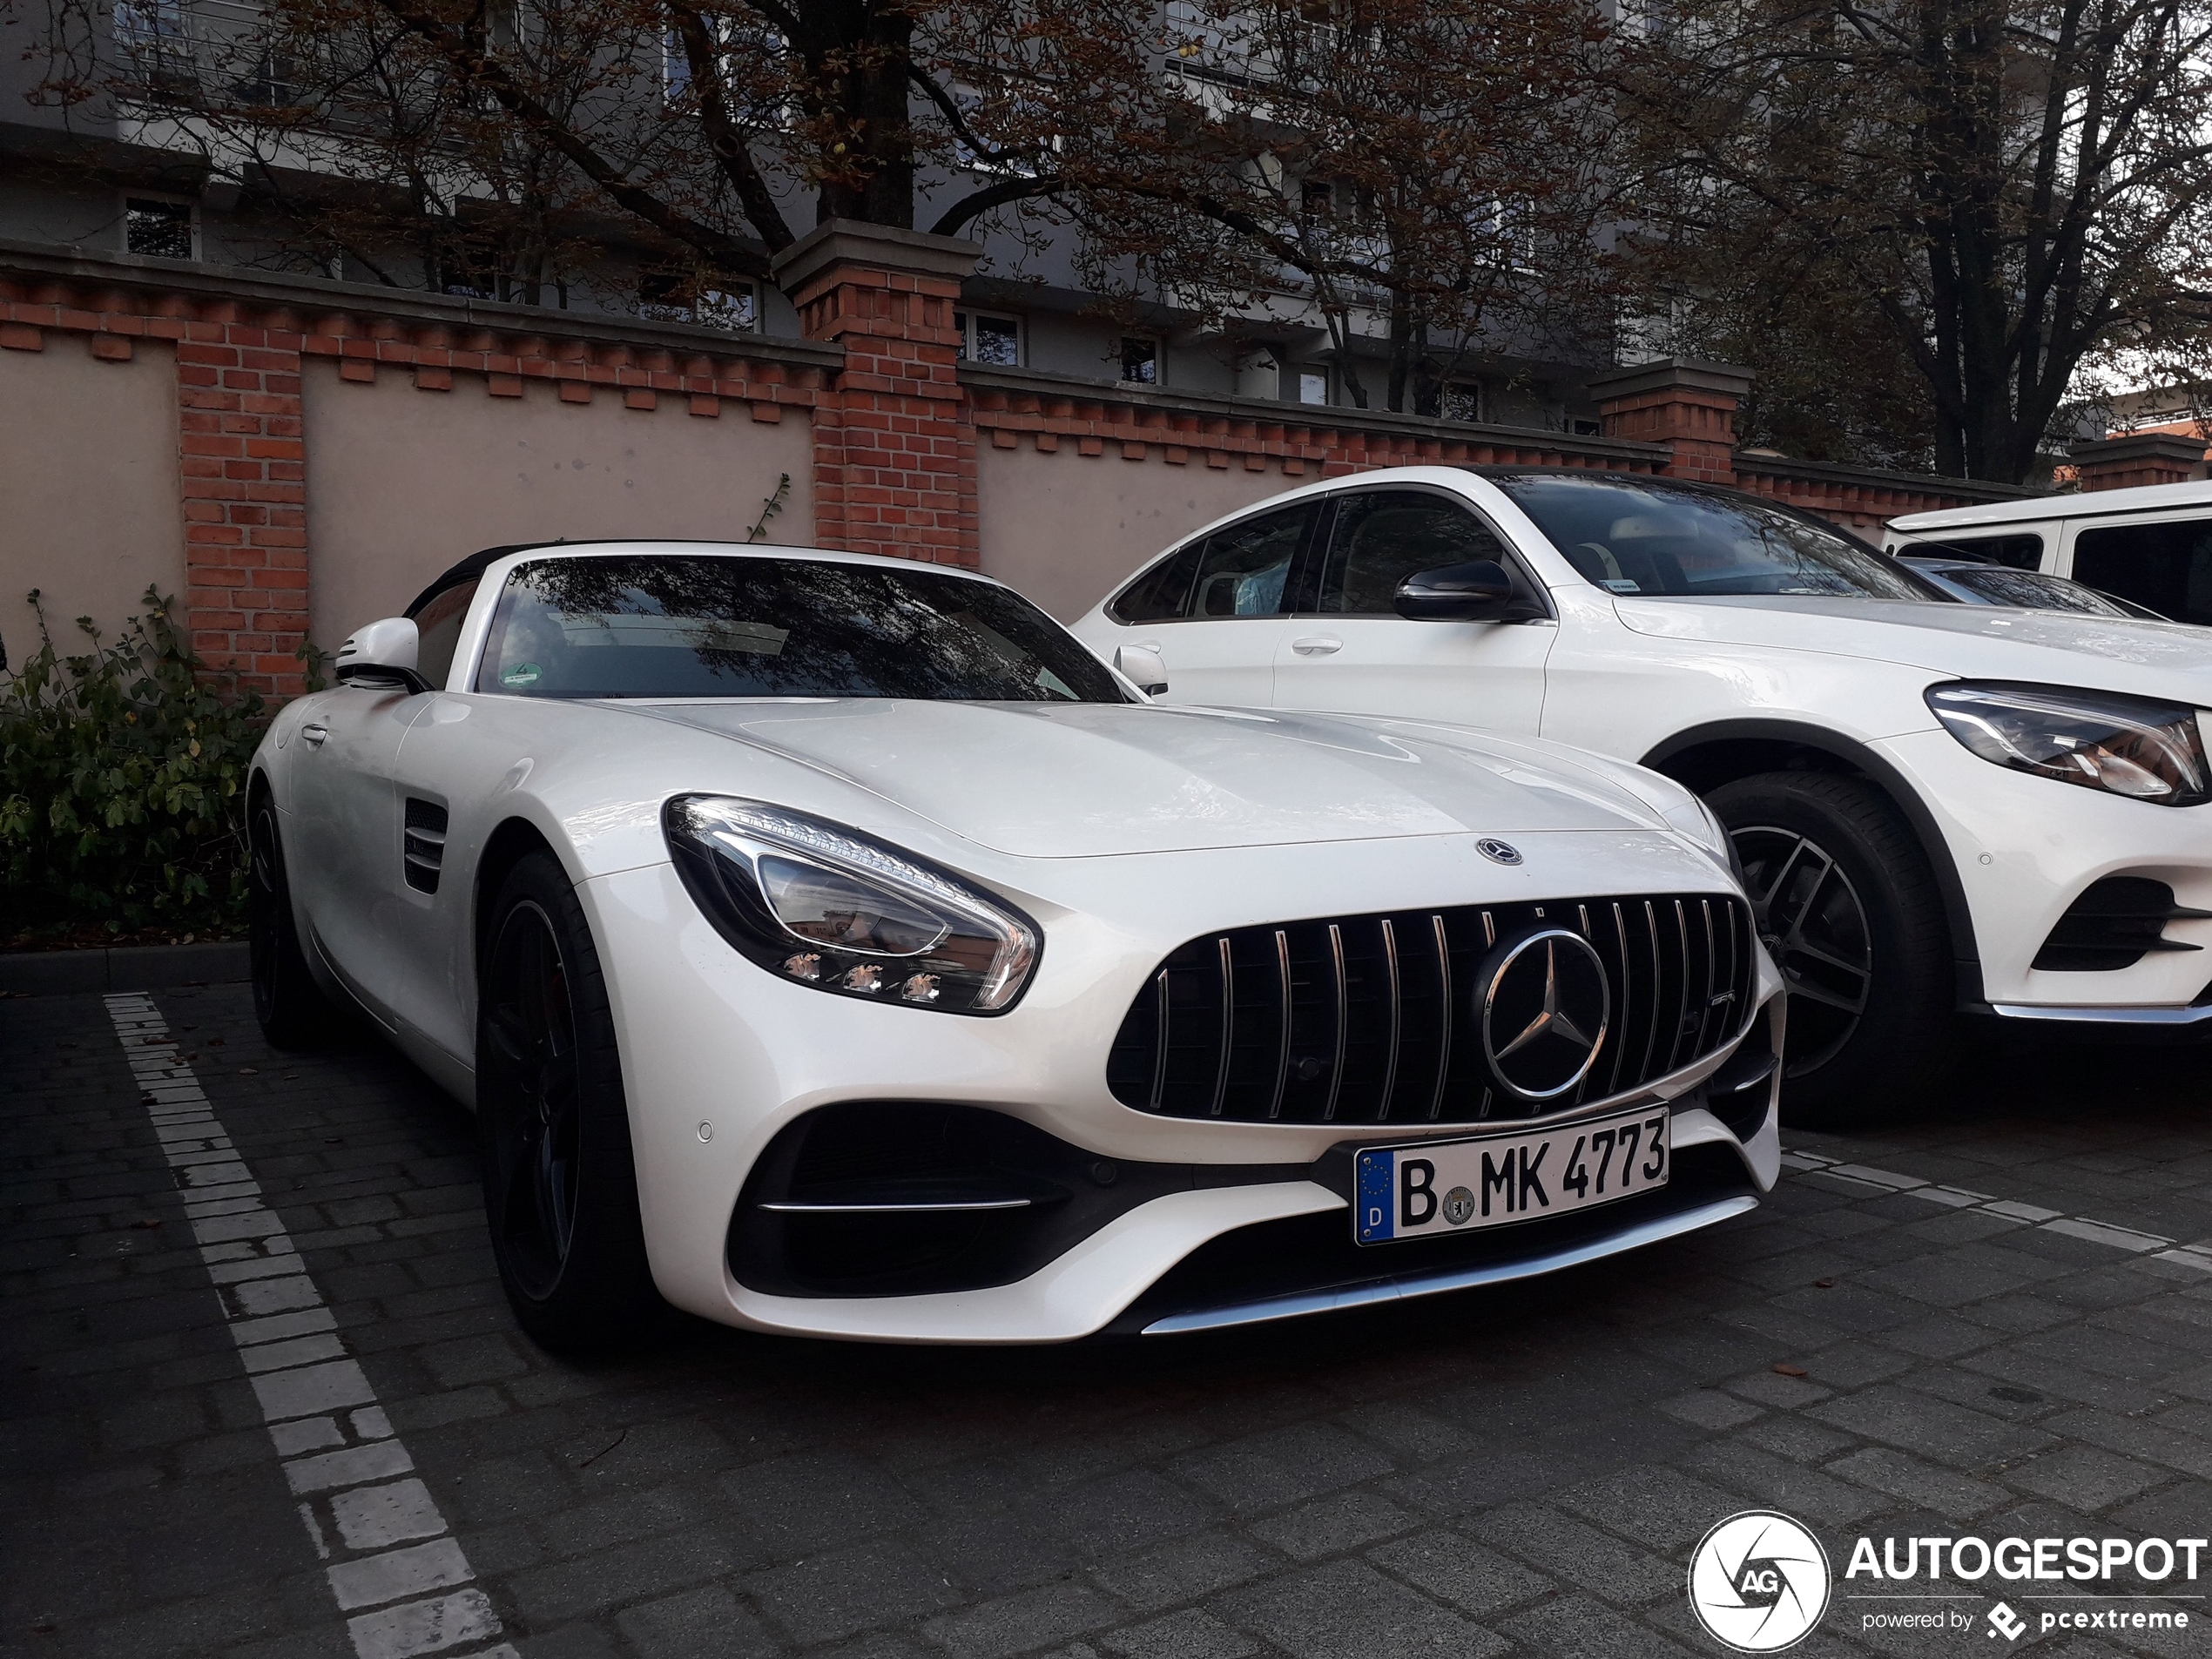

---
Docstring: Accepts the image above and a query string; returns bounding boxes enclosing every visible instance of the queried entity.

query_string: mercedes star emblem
[1479,927,1611,1100]
[1476,839,1523,866]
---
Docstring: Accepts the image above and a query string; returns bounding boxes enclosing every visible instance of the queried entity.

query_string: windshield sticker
[500,662,543,687]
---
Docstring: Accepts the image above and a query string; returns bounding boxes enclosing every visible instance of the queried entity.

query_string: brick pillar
[1588,358,1754,485]
[2069,431,2208,493]
[177,307,310,696]
[771,219,981,566]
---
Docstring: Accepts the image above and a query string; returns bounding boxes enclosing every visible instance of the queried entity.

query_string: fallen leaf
[1771,1363,1809,1379]
[1814,1278,1835,1289]
[132,1218,162,1231]
[239,1067,259,1076]
[206,1037,225,1047]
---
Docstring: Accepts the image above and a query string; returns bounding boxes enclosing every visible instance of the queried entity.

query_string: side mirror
[334,617,433,694]
[1114,644,1170,698]
[1393,560,1534,622]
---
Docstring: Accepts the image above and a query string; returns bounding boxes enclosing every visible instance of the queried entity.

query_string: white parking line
[104,994,518,1659]
[1780,1146,2212,1272]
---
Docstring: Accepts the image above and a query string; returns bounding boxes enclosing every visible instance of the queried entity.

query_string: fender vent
[402,799,448,894]
[2033,877,2208,972]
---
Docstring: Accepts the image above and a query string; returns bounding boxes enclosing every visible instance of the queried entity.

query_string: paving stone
[1823,1447,2008,1521]
[1097,1608,1258,1659]
[2005,1445,2174,1512]
[1499,1591,1703,1658]
[1366,1530,1552,1615]
[1470,1502,1679,1606]
[1219,1558,1508,1659]
[750,1541,967,1646]
[1245,1487,1416,1559]
[919,1581,1118,1659]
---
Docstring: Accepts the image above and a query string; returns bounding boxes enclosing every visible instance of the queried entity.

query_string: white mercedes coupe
[248,542,1784,1348]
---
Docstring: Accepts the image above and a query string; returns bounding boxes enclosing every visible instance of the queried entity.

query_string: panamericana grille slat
[1106,892,1756,1127]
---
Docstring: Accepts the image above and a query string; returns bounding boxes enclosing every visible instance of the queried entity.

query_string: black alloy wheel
[482,900,583,1301]
[1730,826,1872,1077]
[248,790,336,1047]
[1706,772,1953,1126]
[476,852,660,1349]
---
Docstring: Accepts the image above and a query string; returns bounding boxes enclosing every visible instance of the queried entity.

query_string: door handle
[1290,637,1342,656]
[300,723,328,746]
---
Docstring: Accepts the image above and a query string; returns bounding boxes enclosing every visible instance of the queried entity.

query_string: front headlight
[664,796,1040,1013]
[1926,682,2210,806]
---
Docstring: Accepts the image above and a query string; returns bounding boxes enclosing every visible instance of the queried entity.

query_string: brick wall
[0,241,2060,698]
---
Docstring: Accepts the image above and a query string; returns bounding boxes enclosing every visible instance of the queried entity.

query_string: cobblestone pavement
[7,982,2212,1659]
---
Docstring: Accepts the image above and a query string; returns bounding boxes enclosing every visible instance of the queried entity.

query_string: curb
[0,941,251,995]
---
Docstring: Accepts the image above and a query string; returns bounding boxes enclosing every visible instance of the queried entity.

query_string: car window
[1190,505,1308,617]
[1895,533,2043,570]
[410,578,479,687]
[2070,519,2212,627]
[1317,491,1509,614]
[1943,566,2128,616]
[476,555,1129,702]
[1109,541,1204,623]
[1495,475,1941,601]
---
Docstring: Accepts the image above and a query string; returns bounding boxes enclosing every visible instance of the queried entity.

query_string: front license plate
[1353,1107,1669,1244]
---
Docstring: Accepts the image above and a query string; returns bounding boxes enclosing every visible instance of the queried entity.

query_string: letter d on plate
[1357,1150,1394,1243]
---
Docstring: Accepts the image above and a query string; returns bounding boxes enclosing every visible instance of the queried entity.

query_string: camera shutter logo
[1688,1510,1831,1652]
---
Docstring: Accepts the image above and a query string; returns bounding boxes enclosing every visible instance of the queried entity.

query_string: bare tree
[1611,0,2212,481]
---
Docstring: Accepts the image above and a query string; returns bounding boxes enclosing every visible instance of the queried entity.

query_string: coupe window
[1496,475,1942,602]
[476,555,1128,702]
[1939,566,2128,616]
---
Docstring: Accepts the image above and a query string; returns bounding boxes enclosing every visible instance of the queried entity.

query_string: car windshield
[1933,564,2129,617]
[476,554,1128,702]
[1494,475,1942,602]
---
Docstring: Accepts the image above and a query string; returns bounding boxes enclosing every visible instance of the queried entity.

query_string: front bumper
[583,858,1782,1344]
[1872,729,2212,1021]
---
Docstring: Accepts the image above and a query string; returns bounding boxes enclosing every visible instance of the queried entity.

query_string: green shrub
[1,587,268,941]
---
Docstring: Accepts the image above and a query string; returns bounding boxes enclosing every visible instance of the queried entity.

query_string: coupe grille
[1106,894,1757,1126]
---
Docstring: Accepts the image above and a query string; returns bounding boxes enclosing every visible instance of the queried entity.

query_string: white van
[1885,479,2212,626]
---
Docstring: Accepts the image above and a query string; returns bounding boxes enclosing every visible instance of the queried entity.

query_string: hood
[625,700,1682,858]
[1613,595,2212,705]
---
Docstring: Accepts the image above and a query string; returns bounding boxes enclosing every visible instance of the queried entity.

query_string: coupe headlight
[1927,682,2209,806]
[664,795,1040,1013]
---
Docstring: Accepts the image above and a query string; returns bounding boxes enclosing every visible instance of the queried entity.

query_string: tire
[1704,772,1954,1129]
[476,851,662,1351]
[248,789,339,1049]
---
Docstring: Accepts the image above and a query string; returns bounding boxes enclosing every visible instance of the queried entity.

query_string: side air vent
[1107,893,1757,1127]
[2033,877,2209,972]
[402,799,448,894]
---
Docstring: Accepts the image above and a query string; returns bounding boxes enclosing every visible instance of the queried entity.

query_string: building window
[1120,337,1159,384]
[955,310,1022,366]
[124,196,195,260]
[1440,382,1483,423]
[1296,368,1330,405]
[1570,417,1602,436]
[639,271,757,331]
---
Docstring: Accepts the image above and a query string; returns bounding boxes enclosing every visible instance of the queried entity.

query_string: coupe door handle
[300,723,328,746]
[1290,636,1342,656]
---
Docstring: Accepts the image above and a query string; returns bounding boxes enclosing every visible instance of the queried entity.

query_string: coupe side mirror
[1114,644,1170,698]
[1393,560,1535,623]
[334,617,433,694]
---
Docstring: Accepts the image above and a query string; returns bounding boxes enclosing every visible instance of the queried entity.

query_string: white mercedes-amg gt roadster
[248,541,1783,1348]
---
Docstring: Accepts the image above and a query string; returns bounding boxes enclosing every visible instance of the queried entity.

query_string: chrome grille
[1106,894,1756,1125]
